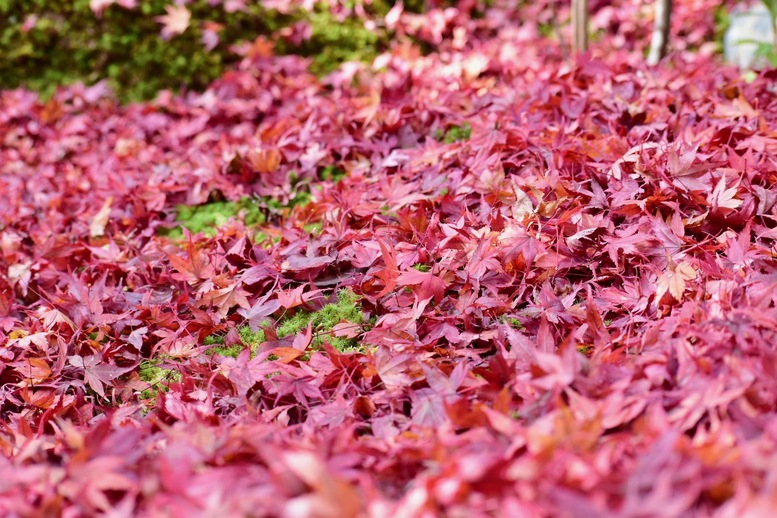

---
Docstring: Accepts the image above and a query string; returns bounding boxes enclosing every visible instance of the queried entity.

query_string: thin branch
[571,0,589,53]
[647,0,673,65]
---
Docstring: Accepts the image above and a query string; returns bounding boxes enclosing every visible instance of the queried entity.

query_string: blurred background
[0,0,760,103]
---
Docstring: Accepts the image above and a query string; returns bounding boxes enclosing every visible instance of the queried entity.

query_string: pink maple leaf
[238,291,282,331]
[67,354,133,398]
[655,260,697,305]
[156,4,191,40]
[89,0,136,16]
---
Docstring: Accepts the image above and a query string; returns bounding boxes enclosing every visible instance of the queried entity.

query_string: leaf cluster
[3,2,774,516]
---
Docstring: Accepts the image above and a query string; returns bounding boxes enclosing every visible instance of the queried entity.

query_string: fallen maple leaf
[512,186,534,220]
[656,260,697,305]
[155,4,191,40]
[238,291,282,331]
[10,357,52,386]
[373,237,399,297]
[246,147,281,174]
[385,2,403,29]
[167,240,215,285]
[67,354,133,398]
[8,331,49,351]
[199,283,251,319]
[201,21,223,51]
[273,347,305,363]
[89,196,113,238]
[277,285,305,309]
[708,175,742,213]
[395,269,447,303]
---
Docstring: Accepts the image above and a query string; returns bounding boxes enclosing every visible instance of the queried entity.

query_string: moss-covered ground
[137,357,181,404]
[205,288,368,359]
[159,192,315,240]
[434,122,472,144]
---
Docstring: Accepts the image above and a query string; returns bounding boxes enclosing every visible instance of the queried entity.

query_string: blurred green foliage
[0,0,289,102]
[435,122,472,143]
[0,0,427,102]
[303,5,381,75]
[202,288,367,360]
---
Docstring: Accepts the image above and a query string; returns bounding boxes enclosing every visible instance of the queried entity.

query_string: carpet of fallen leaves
[4,1,777,516]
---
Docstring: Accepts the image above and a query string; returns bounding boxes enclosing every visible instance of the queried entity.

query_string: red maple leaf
[199,282,251,319]
[373,236,399,297]
[167,239,215,285]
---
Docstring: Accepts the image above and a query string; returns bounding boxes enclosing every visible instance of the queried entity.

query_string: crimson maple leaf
[395,269,447,303]
[373,237,398,297]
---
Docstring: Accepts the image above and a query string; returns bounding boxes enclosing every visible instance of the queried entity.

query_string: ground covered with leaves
[3,0,777,516]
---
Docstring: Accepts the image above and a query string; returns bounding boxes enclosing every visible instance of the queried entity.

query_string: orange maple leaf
[246,148,281,174]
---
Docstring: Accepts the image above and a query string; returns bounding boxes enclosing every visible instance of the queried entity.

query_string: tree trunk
[647,0,673,65]
[572,0,588,53]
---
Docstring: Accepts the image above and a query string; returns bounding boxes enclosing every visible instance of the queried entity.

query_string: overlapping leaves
[2,1,776,516]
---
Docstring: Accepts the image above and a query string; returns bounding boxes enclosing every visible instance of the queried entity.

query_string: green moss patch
[157,190,322,244]
[434,123,472,144]
[318,165,347,183]
[276,288,365,352]
[1,0,485,102]
[264,190,314,213]
[498,316,525,330]
[203,333,242,359]
[138,357,180,402]
[206,289,367,358]
[159,193,316,240]
[203,326,268,358]
[158,197,264,239]
[301,9,381,76]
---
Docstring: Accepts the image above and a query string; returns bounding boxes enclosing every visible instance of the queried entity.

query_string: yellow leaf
[8,329,29,340]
